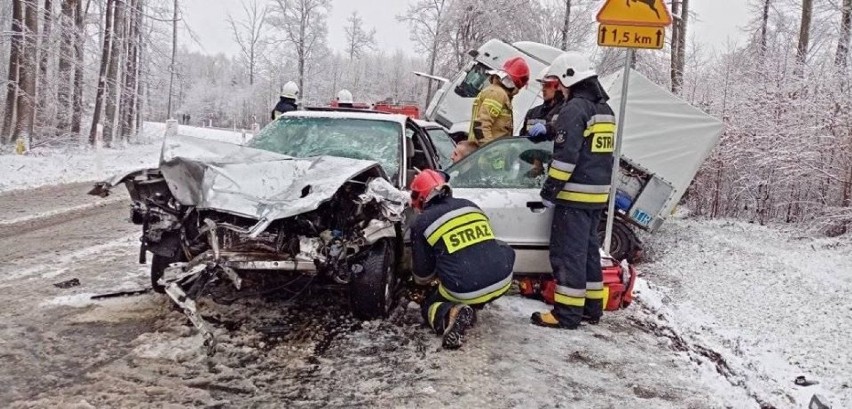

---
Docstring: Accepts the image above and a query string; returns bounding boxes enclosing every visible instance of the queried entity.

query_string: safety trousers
[549,206,605,326]
[420,281,509,335]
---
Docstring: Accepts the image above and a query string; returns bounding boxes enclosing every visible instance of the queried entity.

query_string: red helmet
[503,57,530,89]
[409,169,449,210]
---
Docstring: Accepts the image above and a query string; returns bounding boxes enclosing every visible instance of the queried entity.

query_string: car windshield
[447,138,554,189]
[454,62,491,98]
[426,128,454,169]
[249,116,401,176]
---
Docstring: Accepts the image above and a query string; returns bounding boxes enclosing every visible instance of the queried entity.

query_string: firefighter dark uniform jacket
[469,83,514,146]
[540,82,616,209]
[520,92,564,137]
[271,97,297,120]
[411,196,515,304]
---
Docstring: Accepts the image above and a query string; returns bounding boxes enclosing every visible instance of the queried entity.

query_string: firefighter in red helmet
[409,169,515,349]
[468,57,530,146]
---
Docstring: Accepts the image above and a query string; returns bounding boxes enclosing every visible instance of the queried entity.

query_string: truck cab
[424,39,563,140]
[422,40,724,263]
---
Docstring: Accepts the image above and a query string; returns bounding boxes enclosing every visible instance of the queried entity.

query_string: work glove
[528,123,547,137]
[542,199,554,208]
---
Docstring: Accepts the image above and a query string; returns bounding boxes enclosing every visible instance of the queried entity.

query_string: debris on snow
[52,278,81,289]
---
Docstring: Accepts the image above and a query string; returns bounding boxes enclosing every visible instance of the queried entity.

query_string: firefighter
[520,68,566,138]
[409,169,515,349]
[337,89,354,108]
[468,57,530,146]
[527,52,616,329]
[271,81,299,120]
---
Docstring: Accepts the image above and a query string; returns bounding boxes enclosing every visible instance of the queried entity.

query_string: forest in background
[0,0,850,231]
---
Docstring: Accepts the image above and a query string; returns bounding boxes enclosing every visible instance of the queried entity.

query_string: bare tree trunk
[135,7,145,134]
[672,0,688,94]
[837,0,852,68]
[71,0,84,135]
[37,0,53,135]
[670,0,680,91]
[166,0,177,119]
[103,0,125,146]
[120,0,139,140]
[2,0,24,144]
[560,0,571,51]
[13,0,39,145]
[297,12,305,99]
[796,0,813,67]
[89,0,114,144]
[57,0,76,132]
[759,0,770,57]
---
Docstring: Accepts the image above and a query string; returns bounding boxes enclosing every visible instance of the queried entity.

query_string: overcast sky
[181,0,752,57]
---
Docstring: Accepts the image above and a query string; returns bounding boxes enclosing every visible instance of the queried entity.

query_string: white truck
[417,39,723,262]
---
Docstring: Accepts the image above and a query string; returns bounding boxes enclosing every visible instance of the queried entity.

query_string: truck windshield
[454,62,491,98]
[249,116,401,177]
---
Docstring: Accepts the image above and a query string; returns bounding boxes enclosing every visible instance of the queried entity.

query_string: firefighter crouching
[527,52,616,329]
[469,57,530,146]
[409,170,516,349]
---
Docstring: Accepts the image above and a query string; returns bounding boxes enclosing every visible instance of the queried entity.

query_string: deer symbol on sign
[626,0,661,19]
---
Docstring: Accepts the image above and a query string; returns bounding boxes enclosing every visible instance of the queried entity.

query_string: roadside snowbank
[641,217,852,408]
[0,122,248,193]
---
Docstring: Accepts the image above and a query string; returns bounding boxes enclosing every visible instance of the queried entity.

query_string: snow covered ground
[639,216,852,408]
[1,123,849,408]
[6,206,846,407]
[0,122,251,194]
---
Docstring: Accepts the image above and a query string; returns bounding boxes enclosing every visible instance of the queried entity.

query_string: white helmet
[534,67,549,83]
[545,52,597,88]
[281,81,299,99]
[337,89,354,104]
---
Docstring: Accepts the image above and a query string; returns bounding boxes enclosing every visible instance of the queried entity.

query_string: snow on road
[641,216,852,408]
[2,124,848,408]
[0,122,248,194]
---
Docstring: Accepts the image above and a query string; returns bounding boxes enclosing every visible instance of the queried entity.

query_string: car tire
[150,253,182,293]
[598,219,641,263]
[350,239,398,320]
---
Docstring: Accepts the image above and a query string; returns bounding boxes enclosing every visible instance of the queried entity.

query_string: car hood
[106,134,387,223]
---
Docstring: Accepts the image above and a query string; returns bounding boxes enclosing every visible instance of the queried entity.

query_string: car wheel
[598,219,641,263]
[350,239,398,320]
[150,253,183,293]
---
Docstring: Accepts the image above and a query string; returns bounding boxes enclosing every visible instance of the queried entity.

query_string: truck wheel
[598,220,642,263]
[150,252,184,293]
[350,239,398,320]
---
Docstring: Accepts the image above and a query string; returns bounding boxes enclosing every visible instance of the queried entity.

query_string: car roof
[281,109,408,126]
[413,119,445,129]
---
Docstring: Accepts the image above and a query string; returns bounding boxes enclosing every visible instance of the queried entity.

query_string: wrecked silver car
[91,111,447,348]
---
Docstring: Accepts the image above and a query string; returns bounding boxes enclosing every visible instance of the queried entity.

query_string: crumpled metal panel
[357,177,409,222]
[157,134,386,221]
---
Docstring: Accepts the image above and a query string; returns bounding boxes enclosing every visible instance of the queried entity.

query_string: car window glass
[454,62,491,98]
[448,138,554,189]
[407,123,432,173]
[250,117,401,177]
[426,128,454,169]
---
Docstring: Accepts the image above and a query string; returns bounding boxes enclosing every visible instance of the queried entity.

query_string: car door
[446,138,555,274]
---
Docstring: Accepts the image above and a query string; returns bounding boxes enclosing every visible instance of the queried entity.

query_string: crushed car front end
[91,134,410,352]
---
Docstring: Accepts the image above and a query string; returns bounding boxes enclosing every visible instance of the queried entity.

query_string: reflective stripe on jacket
[469,83,513,146]
[411,197,515,296]
[540,87,616,209]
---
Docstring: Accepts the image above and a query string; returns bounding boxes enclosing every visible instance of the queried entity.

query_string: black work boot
[530,311,579,330]
[581,314,600,325]
[442,304,475,349]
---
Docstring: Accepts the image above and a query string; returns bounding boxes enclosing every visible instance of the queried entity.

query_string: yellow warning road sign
[597,24,665,49]
[597,0,672,27]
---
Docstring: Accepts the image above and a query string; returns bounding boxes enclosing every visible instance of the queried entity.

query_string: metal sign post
[596,0,671,254]
[604,49,634,253]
